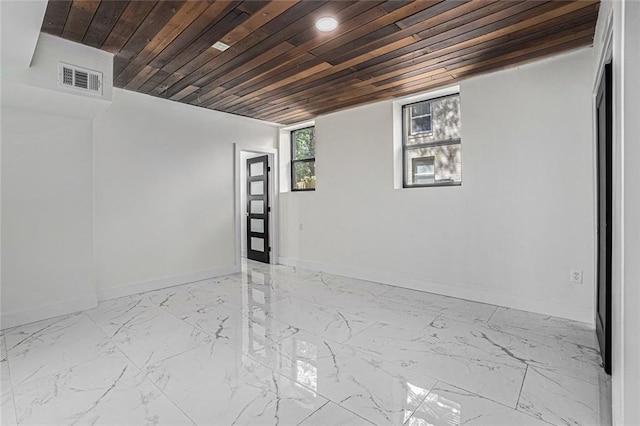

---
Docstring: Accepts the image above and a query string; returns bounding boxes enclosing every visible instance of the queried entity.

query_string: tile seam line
[86,305,217,372]
[3,332,19,426]
[515,368,557,426]
[486,305,500,323]
[81,310,199,426]
[204,312,376,423]
[295,400,329,426]
[6,314,111,389]
[516,363,529,409]
[403,380,442,426]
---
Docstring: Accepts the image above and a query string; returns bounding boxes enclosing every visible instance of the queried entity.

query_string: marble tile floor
[0,260,611,425]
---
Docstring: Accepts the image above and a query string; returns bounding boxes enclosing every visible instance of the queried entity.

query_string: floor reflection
[237,264,432,425]
[241,269,274,365]
[407,391,462,426]
[293,340,319,396]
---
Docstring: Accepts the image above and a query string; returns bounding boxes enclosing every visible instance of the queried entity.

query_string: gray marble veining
[0,260,610,425]
[5,313,118,386]
[408,382,550,425]
[144,341,327,425]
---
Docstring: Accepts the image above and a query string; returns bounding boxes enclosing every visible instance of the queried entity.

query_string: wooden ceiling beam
[303,24,595,109]
[350,1,565,74]
[219,1,555,113]
[122,1,245,93]
[158,1,340,100]
[220,1,300,47]
[308,0,443,58]
[178,1,383,103]
[199,37,413,110]
[145,7,250,92]
[208,1,445,103]
[61,0,100,42]
[322,0,482,66]
[100,1,157,55]
[358,2,599,79]
[114,1,211,86]
[41,0,73,37]
[124,65,160,91]
[40,0,600,124]
[82,1,129,49]
[226,1,597,117]
[112,1,187,78]
[228,0,526,114]
[259,32,594,124]
[180,41,298,105]
[146,1,241,71]
[256,25,594,123]
[214,36,416,111]
[371,16,597,87]
[186,1,441,108]
[159,0,308,100]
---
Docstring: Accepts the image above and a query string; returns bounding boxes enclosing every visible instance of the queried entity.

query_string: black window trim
[402,93,462,189]
[291,126,316,192]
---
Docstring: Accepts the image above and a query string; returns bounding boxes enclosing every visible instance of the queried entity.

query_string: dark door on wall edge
[595,62,612,375]
[246,155,270,264]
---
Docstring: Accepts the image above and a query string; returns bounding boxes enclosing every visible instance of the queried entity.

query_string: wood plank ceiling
[42,0,600,125]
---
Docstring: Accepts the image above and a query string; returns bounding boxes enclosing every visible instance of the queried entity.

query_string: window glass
[292,128,315,160]
[412,157,435,184]
[291,127,316,191]
[411,115,432,135]
[292,161,316,190]
[405,95,460,146]
[403,94,461,187]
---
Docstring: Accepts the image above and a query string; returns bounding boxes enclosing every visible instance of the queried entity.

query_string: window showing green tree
[291,127,315,191]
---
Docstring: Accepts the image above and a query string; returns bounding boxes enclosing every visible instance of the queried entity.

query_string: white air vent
[58,62,103,96]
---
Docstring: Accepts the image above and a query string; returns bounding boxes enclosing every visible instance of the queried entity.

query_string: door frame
[234,143,279,266]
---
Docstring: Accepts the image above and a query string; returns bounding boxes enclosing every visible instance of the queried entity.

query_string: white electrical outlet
[570,270,583,284]
[298,223,303,231]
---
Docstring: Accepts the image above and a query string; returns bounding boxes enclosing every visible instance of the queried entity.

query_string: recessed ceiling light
[315,16,338,32]
[212,41,230,51]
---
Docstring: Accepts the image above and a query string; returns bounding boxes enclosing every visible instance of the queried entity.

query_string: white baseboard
[97,264,241,301]
[278,257,593,324]
[1,294,98,330]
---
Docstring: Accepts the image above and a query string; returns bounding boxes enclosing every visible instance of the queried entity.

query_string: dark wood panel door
[246,155,270,264]
[596,62,612,375]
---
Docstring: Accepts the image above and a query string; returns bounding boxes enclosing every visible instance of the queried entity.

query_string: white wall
[1,108,96,325]
[0,0,47,69]
[1,26,112,328]
[279,48,595,323]
[593,1,640,424]
[621,4,639,421]
[1,21,278,324]
[1,81,277,325]
[93,89,278,298]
